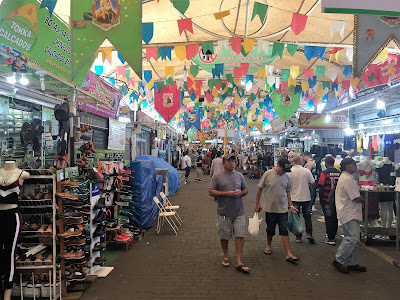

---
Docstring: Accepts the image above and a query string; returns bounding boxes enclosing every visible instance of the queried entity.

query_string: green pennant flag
[166,77,174,87]
[322,81,330,91]
[259,101,264,109]
[250,93,256,102]
[190,65,199,78]
[125,69,131,80]
[316,66,325,78]
[157,48,162,59]
[183,83,188,91]
[281,69,290,82]
[202,41,214,54]
[241,47,250,57]
[195,101,201,110]
[208,79,215,89]
[227,87,233,95]
[272,86,300,121]
[286,44,298,56]
[221,82,227,90]
[272,42,285,59]
[251,2,269,23]
[156,81,165,91]
[368,72,374,83]
[173,0,190,14]
[226,73,234,84]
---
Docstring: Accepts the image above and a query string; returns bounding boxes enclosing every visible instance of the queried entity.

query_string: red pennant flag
[280,81,288,91]
[388,53,398,65]
[240,63,249,75]
[117,66,126,78]
[291,13,308,35]
[146,47,158,61]
[129,77,135,87]
[230,37,242,54]
[328,47,344,54]
[234,67,242,80]
[187,77,194,89]
[206,92,213,102]
[177,18,193,35]
[342,80,350,91]
[195,80,203,91]
[304,69,313,80]
[186,44,199,60]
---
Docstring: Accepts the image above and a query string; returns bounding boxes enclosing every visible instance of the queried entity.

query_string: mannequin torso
[357,157,376,182]
[0,161,29,210]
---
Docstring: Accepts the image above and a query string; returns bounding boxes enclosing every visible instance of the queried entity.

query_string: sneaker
[325,239,336,245]
[93,224,106,237]
[93,210,106,224]
[307,234,315,244]
[93,256,107,265]
[194,178,199,182]
[57,228,82,238]
[311,205,317,212]
[347,264,367,272]
[184,181,189,184]
[333,259,349,274]
[295,236,302,243]
[94,198,106,210]
[197,179,202,182]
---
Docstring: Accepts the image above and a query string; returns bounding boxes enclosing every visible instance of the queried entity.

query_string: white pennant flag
[257,40,270,55]
[202,78,209,92]
[175,80,184,90]
[267,75,276,87]
[331,20,346,39]
[217,39,229,55]
[346,47,353,62]
[328,69,337,81]
[265,65,274,76]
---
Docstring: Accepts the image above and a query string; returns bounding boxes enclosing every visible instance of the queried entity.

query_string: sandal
[286,256,300,264]
[221,260,230,267]
[235,264,250,273]
[264,248,272,255]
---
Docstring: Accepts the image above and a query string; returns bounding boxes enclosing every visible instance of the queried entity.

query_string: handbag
[288,213,304,236]
[248,212,262,236]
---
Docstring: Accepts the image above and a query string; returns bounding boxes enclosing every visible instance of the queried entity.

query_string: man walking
[333,158,367,274]
[183,151,191,184]
[304,152,318,211]
[195,150,203,182]
[288,155,315,243]
[318,156,341,245]
[209,154,249,273]
[210,151,223,178]
[255,158,299,263]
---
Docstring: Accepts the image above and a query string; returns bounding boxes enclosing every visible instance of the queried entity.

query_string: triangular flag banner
[177,18,193,35]
[102,47,112,63]
[342,80,350,91]
[190,65,199,78]
[186,44,199,60]
[129,77,135,87]
[117,66,126,79]
[175,45,186,61]
[184,109,202,132]
[316,66,325,78]
[272,42,285,59]
[142,23,154,44]
[265,65,274,76]
[202,41,214,54]
[117,52,125,64]
[346,47,353,62]
[160,47,172,60]
[156,81,165,91]
[288,76,297,87]
[272,86,300,121]
[165,66,174,79]
[342,65,352,78]
[350,75,360,88]
[304,69,313,80]
[154,85,181,123]
[257,40,270,54]
[301,81,309,93]
[257,68,266,78]
[94,65,103,75]
[125,69,131,80]
[173,0,190,14]
[243,38,256,53]
[109,77,116,85]
[214,10,230,20]
[251,2,268,23]
[290,66,299,79]
[94,48,100,59]
[327,69,337,81]
[281,69,290,82]
[143,70,152,83]
[378,49,388,63]
[230,37,242,54]
[247,112,264,132]
[331,20,346,39]
[291,13,308,35]
[146,47,158,61]
[322,81,330,92]
[313,47,326,61]
[266,76,275,87]
[40,0,57,17]
[308,76,317,88]
[286,44,298,56]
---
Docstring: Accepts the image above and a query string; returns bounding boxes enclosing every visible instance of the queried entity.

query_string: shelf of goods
[13,171,59,299]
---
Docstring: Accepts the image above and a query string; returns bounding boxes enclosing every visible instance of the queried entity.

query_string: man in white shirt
[333,158,367,274]
[288,155,315,243]
[183,151,191,184]
[210,151,223,178]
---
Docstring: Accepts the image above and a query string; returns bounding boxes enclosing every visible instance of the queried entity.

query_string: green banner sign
[0,0,93,86]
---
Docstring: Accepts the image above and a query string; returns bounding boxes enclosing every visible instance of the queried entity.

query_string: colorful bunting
[291,13,308,35]
[331,20,346,39]
[202,41,214,54]
[175,45,186,61]
[143,70,152,83]
[342,65,352,78]
[117,52,125,64]
[142,23,154,44]
[316,66,325,78]
[257,68,266,78]
[290,66,299,79]
[230,37,242,54]
[214,10,230,20]
[177,18,193,35]
[272,86,300,121]
[146,47,158,61]
[40,0,58,17]
[186,44,199,60]
[102,47,112,64]
[247,111,264,132]
[160,47,172,60]
[243,38,256,53]
[286,44,298,56]
[272,42,285,59]
[190,65,199,78]
[281,69,290,82]
[165,66,174,79]
[173,0,190,14]
[94,66,103,75]
[304,69,313,80]
[251,2,269,23]
[155,85,181,123]
[327,69,337,81]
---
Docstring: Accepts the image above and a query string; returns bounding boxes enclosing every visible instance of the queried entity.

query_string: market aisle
[82,174,400,300]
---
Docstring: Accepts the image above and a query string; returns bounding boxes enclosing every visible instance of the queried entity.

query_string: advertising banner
[78,72,122,119]
[270,116,286,133]
[108,118,126,151]
[0,0,93,86]
[297,113,348,129]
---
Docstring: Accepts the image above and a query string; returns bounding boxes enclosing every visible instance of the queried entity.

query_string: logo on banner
[163,93,173,108]
[198,48,217,64]
[92,0,121,31]
[281,90,292,106]
[379,16,400,27]
[188,112,197,123]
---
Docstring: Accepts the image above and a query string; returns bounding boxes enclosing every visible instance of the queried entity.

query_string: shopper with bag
[333,158,367,274]
[255,158,300,264]
[209,154,249,273]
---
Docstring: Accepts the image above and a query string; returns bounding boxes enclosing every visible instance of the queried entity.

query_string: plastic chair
[159,192,182,225]
[153,197,178,236]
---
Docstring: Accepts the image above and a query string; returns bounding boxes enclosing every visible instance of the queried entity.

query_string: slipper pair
[264,248,272,254]
[235,264,250,273]
[286,256,300,263]
[221,260,230,267]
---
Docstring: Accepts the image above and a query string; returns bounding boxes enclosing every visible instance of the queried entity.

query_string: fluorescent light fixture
[330,98,374,113]
[376,99,385,110]
[20,74,29,86]
[118,116,131,123]
[325,114,331,123]
[7,74,16,84]
[358,123,365,129]
[382,118,394,125]
[343,126,354,136]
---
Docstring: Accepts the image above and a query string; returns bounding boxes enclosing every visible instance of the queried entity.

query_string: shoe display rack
[14,169,58,299]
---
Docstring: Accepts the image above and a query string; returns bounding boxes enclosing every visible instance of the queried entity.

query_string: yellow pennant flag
[378,49,388,63]
[175,45,186,61]
[146,78,154,90]
[301,81,309,93]
[212,88,219,97]
[183,98,190,105]
[313,95,322,105]
[329,51,340,63]
[243,38,256,53]
[290,66,299,79]
[388,63,395,75]
[165,66,174,79]
[102,47,112,63]
[213,10,230,20]
[288,76,297,87]
[250,106,257,114]
[315,84,324,98]
[247,113,264,132]
[206,101,213,108]
[350,75,360,87]
[94,48,100,59]
[257,68,266,78]
[234,79,241,87]
[235,93,241,105]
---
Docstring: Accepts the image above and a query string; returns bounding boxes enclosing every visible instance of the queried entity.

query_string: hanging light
[7,73,16,84]
[376,99,385,110]
[20,74,29,86]
[325,114,331,123]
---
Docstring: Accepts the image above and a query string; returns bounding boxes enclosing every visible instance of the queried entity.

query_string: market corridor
[82,175,400,300]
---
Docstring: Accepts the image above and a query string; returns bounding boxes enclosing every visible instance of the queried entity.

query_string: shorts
[196,168,202,173]
[217,214,245,240]
[265,212,288,236]
[185,167,190,178]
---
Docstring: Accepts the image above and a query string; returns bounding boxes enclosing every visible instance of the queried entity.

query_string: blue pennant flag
[143,70,152,83]
[304,46,315,61]
[108,77,116,85]
[342,65,352,78]
[313,47,326,61]
[160,47,172,60]
[190,93,196,101]
[184,109,201,132]
[308,76,317,88]
[331,82,338,91]
[117,52,125,64]
[142,23,154,44]
[94,65,103,75]
[246,75,254,84]
[212,64,224,79]
[40,0,57,17]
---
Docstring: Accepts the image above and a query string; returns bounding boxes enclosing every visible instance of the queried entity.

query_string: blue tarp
[136,155,181,195]
[156,175,163,200]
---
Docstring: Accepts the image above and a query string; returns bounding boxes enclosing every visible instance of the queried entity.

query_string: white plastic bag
[248,212,262,236]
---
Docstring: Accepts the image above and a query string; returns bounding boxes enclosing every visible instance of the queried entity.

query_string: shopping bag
[287,213,304,236]
[248,212,262,236]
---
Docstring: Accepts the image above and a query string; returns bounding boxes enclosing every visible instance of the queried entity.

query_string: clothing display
[363,133,369,150]
[371,135,378,151]
[343,135,356,151]
[0,171,23,205]
[356,134,362,153]
[384,134,393,150]
[378,135,385,152]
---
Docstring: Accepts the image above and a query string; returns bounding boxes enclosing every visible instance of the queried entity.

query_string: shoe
[311,205,317,212]
[106,221,118,229]
[348,264,367,272]
[325,239,336,245]
[115,234,130,241]
[30,223,40,231]
[94,198,106,210]
[184,181,189,184]
[295,236,302,243]
[57,228,82,238]
[307,234,315,244]
[61,180,80,187]
[93,256,106,265]
[333,259,349,274]
[65,217,84,226]
[60,212,83,219]
[37,225,48,233]
[60,250,85,260]
[87,169,105,183]
[79,205,91,214]
[63,199,84,208]
[64,271,87,281]
[194,178,198,182]
[57,192,79,200]
[44,255,53,265]
[197,179,202,182]
[93,242,107,251]
[64,237,86,246]
[35,254,44,266]
[93,224,106,237]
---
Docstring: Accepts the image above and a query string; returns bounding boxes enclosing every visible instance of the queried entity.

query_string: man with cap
[318,156,341,245]
[209,154,249,273]
[255,158,299,263]
[333,158,367,274]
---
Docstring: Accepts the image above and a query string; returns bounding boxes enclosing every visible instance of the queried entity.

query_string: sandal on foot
[235,264,250,273]
[221,260,230,267]
[264,248,272,254]
[286,256,300,263]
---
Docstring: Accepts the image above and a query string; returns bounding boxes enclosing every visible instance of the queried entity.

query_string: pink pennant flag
[186,44,199,60]
[177,18,193,35]
[342,80,350,91]
[215,82,222,90]
[195,80,203,91]
[240,63,250,75]
[206,92,213,102]
[230,37,242,54]
[388,53,398,65]
[129,77,135,87]
[280,81,288,91]
[117,66,126,79]
[146,47,158,61]
[234,67,242,80]
[291,13,308,35]
[304,69,313,80]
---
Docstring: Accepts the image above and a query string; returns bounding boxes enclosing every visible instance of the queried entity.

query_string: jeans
[292,201,312,236]
[335,219,360,266]
[184,167,190,179]
[320,200,338,240]
[309,185,317,207]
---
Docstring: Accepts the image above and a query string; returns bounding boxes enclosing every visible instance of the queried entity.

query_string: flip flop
[235,264,250,273]
[286,256,300,264]
[264,248,272,255]
[221,260,230,267]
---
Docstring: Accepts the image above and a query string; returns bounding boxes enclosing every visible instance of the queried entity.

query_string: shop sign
[270,116,286,134]
[298,113,348,129]
[192,46,278,74]
[322,0,400,16]
[0,0,93,86]
[78,72,122,119]
[108,118,126,151]
[355,84,388,99]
